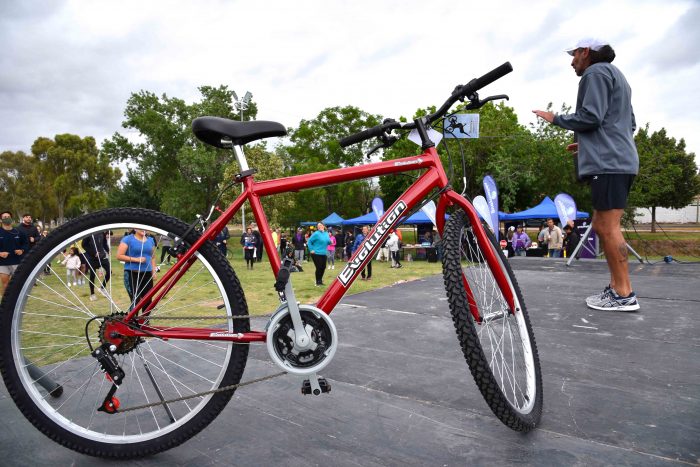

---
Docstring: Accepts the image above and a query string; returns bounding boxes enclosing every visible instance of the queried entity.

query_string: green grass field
[230,253,443,315]
[18,252,443,365]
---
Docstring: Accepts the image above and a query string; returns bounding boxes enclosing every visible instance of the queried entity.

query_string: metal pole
[240,101,245,231]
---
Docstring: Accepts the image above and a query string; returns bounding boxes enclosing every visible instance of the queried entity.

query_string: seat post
[234,145,250,171]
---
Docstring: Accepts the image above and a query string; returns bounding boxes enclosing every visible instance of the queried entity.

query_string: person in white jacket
[386,230,402,269]
[61,247,82,287]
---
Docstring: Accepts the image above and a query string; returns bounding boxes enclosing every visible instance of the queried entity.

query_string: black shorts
[590,174,635,211]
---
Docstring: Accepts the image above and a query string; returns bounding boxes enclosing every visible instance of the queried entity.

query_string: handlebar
[339,61,513,148]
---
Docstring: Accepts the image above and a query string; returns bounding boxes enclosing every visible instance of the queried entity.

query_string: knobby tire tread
[441,210,542,431]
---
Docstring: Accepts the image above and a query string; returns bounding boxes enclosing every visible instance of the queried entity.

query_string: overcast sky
[1,0,698,163]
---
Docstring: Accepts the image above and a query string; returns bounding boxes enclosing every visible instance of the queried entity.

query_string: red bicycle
[0,62,542,458]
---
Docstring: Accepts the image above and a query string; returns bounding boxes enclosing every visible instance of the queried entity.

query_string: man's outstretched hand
[532,110,554,123]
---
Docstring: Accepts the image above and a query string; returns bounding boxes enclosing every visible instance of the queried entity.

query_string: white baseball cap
[566,38,609,55]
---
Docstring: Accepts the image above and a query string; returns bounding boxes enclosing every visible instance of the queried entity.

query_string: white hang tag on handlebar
[408,128,443,147]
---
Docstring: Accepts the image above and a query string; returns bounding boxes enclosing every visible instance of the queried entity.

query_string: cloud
[648,3,700,71]
[0,0,698,165]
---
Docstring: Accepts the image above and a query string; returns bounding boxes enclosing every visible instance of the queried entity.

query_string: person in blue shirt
[307,222,331,286]
[0,211,28,296]
[351,225,372,280]
[117,229,157,310]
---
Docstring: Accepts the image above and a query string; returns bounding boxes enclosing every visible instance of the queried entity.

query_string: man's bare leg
[592,209,632,296]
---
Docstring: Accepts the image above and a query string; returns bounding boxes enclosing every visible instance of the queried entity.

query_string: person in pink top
[326,227,337,270]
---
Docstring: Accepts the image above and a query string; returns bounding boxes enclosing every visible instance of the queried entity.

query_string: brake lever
[365,133,399,158]
[465,93,509,110]
[366,143,383,157]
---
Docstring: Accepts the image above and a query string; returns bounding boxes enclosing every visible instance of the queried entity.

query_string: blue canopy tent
[341,211,377,226]
[321,212,345,225]
[400,211,456,225]
[343,210,450,226]
[300,212,345,227]
[501,196,589,221]
[475,211,510,221]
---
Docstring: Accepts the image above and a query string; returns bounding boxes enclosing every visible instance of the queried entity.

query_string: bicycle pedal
[301,377,331,395]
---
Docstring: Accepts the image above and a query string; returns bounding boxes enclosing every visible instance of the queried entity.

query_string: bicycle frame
[119,146,515,343]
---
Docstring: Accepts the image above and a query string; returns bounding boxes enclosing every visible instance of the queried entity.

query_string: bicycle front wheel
[442,210,542,431]
[0,208,249,458]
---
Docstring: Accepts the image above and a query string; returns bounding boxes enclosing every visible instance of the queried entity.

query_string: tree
[381,103,542,209]
[103,85,256,220]
[107,170,161,211]
[0,150,42,220]
[220,144,294,227]
[30,135,120,223]
[630,125,700,231]
[282,106,382,224]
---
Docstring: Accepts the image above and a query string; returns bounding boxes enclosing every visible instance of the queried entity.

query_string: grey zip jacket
[553,62,639,177]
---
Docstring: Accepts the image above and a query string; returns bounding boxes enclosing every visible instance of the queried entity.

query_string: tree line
[2,85,698,228]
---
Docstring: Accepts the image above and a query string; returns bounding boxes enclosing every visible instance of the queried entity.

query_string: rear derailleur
[92,343,125,414]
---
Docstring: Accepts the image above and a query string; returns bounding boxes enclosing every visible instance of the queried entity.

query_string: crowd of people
[504,218,581,259]
[231,221,417,286]
[0,211,585,300]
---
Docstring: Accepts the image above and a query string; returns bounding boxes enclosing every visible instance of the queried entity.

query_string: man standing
[563,224,581,259]
[251,223,263,262]
[18,214,41,252]
[533,38,639,311]
[82,232,111,302]
[543,218,563,258]
[292,228,305,263]
[352,226,372,280]
[0,211,28,296]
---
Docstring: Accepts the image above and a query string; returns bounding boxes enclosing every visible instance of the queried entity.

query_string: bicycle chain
[117,371,288,414]
[101,311,283,413]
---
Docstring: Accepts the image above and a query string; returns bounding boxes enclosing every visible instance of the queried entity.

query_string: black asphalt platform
[1,258,698,466]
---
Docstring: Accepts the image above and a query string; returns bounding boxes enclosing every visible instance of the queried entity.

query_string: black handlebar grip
[468,62,513,94]
[339,125,384,148]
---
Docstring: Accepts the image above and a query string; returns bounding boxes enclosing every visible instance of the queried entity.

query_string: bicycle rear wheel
[0,208,249,458]
[442,210,542,431]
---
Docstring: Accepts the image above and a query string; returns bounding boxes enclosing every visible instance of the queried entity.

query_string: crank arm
[283,280,312,349]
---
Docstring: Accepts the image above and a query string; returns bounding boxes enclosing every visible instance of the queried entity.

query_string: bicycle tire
[0,208,249,458]
[442,210,542,431]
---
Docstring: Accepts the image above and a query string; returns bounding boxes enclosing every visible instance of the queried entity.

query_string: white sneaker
[67,283,71,288]
[89,295,97,302]
[72,282,78,287]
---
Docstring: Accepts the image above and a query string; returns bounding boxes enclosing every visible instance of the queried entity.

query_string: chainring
[266,305,338,375]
